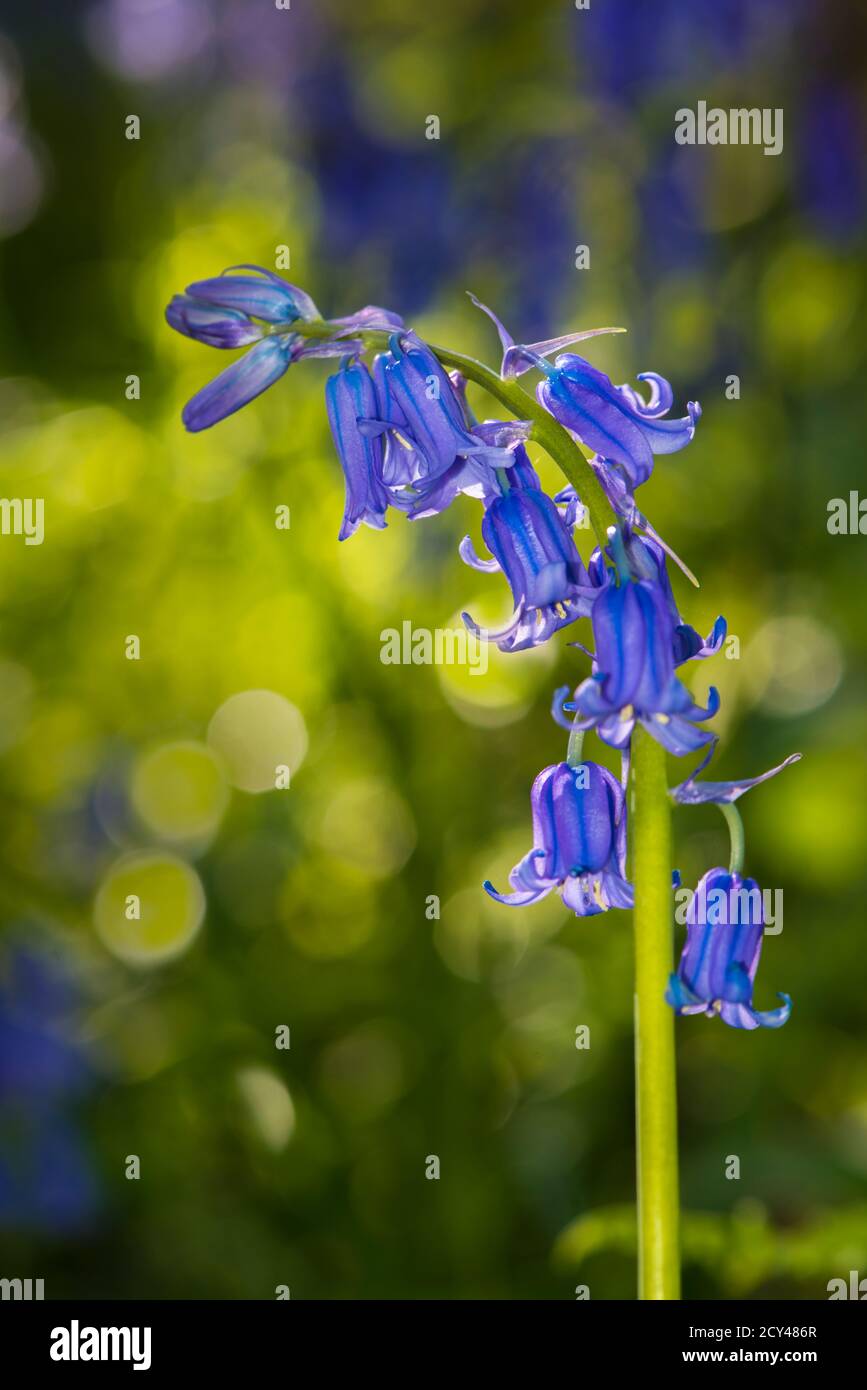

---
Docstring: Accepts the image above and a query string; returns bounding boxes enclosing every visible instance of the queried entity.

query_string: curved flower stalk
[166,269,800,1299]
[666,868,791,1030]
[485,759,632,915]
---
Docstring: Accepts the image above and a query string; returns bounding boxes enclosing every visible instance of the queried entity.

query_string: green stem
[566,722,585,769]
[719,803,745,875]
[630,726,680,1299]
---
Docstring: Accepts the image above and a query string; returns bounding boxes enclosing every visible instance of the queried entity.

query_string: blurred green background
[0,0,865,1299]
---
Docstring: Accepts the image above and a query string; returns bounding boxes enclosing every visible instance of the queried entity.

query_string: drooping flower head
[485,760,633,916]
[460,451,597,651]
[166,266,317,432]
[167,266,320,343]
[589,525,726,664]
[568,569,720,754]
[536,355,700,490]
[468,292,699,491]
[666,867,791,1030]
[377,332,492,480]
[166,267,398,433]
[325,358,392,540]
[325,354,523,538]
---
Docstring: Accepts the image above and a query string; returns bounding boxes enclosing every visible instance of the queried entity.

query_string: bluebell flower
[326,355,521,537]
[460,451,597,652]
[167,265,320,341]
[470,293,699,491]
[167,267,395,433]
[485,760,633,915]
[588,525,726,664]
[671,742,802,804]
[180,336,298,433]
[165,297,267,350]
[536,356,700,490]
[377,332,496,479]
[343,346,518,521]
[325,358,392,540]
[666,867,791,1029]
[569,576,720,753]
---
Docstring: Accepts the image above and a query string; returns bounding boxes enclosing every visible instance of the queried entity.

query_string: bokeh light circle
[236,1066,295,1151]
[207,689,307,794]
[745,615,844,716]
[316,777,416,878]
[130,739,228,843]
[94,850,205,966]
